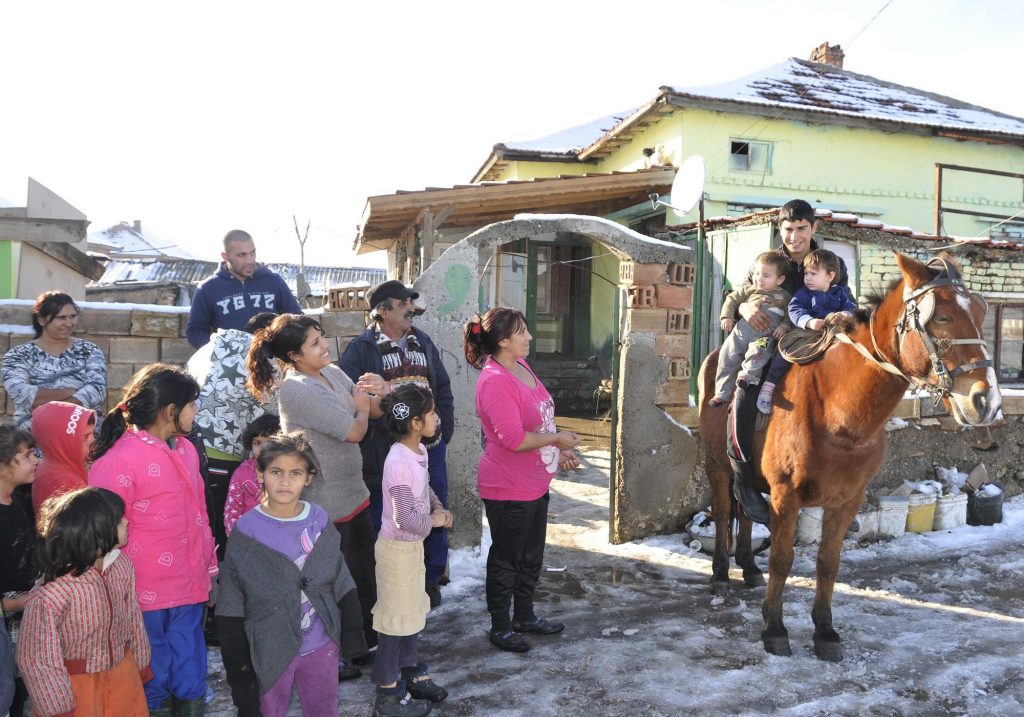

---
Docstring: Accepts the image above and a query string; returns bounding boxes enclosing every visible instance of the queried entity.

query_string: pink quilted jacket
[89,428,217,611]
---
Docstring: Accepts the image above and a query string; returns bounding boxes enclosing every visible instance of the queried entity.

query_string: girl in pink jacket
[88,364,215,716]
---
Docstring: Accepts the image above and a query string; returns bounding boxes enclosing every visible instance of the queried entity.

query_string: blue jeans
[142,604,207,708]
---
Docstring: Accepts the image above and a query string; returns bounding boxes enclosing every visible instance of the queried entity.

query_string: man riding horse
[729,199,849,524]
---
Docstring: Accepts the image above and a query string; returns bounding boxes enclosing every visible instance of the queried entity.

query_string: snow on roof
[87,222,198,261]
[664,58,1024,138]
[501,107,640,154]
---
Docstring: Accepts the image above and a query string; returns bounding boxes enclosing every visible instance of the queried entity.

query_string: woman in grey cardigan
[248,314,381,657]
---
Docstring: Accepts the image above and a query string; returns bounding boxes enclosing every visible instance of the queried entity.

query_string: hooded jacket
[30,401,96,513]
[88,429,217,611]
[186,328,278,458]
[186,263,301,348]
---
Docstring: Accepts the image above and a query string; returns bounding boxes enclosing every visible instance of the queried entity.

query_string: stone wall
[0,301,368,419]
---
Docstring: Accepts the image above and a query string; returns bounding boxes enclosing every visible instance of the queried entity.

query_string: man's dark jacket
[337,326,455,491]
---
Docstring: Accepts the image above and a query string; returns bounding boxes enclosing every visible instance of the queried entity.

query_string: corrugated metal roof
[93,259,386,295]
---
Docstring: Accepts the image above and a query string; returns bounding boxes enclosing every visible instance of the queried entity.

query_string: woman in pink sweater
[88,364,216,716]
[463,308,580,654]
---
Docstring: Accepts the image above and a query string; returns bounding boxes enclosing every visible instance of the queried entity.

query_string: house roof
[93,259,386,295]
[662,58,1024,140]
[87,222,197,261]
[473,58,1024,181]
[356,167,677,255]
[661,207,1024,252]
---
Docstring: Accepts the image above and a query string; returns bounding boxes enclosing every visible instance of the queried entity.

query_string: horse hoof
[742,571,766,588]
[710,579,730,595]
[762,634,792,657]
[813,638,844,663]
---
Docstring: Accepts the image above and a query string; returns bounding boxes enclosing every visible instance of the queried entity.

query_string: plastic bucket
[796,507,824,545]
[967,489,1003,526]
[878,496,909,539]
[932,493,968,530]
[905,492,937,533]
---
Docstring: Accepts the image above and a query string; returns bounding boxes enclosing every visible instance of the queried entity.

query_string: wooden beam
[37,241,105,279]
[0,218,88,243]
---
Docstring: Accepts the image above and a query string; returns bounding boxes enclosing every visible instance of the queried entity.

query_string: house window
[729,139,772,173]
[985,303,1024,382]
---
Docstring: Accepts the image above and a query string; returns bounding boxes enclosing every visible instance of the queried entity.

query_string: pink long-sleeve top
[16,551,152,717]
[223,457,261,537]
[380,443,442,541]
[89,428,217,611]
[475,357,559,502]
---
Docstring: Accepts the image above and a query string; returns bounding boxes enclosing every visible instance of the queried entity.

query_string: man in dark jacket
[186,230,302,348]
[338,281,455,607]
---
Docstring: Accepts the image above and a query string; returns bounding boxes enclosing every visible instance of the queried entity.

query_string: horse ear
[894,252,933,291]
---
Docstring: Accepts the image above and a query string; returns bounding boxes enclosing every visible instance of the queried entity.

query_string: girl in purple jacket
[88,364,215,717]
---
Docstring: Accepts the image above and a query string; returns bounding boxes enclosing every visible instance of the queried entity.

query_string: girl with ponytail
[246,313,379,661]
[88,364,216,715]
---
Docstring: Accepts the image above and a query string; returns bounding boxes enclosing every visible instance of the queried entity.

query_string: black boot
[726,382,771,526]
[149,699,173,717]
[171,696,205,717]
[730,455,771,525]
[400,663,448,703]
[373,681,432,717]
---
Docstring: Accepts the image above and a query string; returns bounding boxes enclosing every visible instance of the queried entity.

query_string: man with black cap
[338,280,455,608]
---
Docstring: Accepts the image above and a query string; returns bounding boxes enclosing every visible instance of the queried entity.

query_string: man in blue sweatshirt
[187,229,302,348]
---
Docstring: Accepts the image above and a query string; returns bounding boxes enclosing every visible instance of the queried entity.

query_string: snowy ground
[207,448,1024,716]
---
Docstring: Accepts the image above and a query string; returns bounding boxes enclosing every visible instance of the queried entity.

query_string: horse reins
[834,257,992,406]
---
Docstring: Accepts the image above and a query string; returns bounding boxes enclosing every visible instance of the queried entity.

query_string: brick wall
[0,302,369,419]
[620,259,696,408]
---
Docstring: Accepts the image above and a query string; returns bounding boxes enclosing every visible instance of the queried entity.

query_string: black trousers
[483,493,550,632]
[205,457,240,562]
[335,509,378,650]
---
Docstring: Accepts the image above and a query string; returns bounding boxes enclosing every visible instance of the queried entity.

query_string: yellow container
[905,493,937,533]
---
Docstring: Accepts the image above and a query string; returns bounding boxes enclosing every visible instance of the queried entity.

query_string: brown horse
[697,252,1002,661]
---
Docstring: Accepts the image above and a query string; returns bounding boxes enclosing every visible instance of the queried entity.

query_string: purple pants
[260,640,339,717]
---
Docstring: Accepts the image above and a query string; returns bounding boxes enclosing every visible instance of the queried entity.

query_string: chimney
[132,219,142,233]
[809,42,844,69]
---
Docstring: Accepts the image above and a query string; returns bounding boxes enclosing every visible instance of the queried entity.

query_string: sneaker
[756,382,776,415]
[512,617,565,635]
[401,663,448,703]
[373,683,432,717]
[488,628,531,653]
[339,660,362,681]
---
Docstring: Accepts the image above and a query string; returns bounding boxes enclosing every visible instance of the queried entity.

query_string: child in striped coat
[17,487,151,717]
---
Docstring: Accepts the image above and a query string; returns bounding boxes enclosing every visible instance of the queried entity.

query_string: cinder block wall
[0,302,368,419]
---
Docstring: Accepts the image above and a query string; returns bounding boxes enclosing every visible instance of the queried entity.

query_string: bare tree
[293,215,312,307]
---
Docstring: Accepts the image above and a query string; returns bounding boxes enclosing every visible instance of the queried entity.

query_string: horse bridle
[836,257,992,404]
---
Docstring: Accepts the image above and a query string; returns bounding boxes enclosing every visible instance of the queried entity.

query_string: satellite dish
[648,155,706,216]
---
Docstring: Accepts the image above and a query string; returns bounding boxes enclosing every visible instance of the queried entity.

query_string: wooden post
[934,163,943,236]
[421,210,434,274]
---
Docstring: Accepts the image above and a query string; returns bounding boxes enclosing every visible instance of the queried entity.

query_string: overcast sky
[1,0,1020,268]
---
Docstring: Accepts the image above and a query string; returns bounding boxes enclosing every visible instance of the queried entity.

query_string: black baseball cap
[369,280,419,308]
